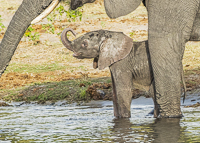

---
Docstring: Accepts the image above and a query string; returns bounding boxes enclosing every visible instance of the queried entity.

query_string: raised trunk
[0,0,53,77]
[61,28,77,51]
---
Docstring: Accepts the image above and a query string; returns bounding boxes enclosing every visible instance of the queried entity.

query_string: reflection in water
[110,118,154,142]
[110,117,200,143]
[0,95,200,142]
[152,118,181,143]
[110,118,181,143]
[111,118,137,142]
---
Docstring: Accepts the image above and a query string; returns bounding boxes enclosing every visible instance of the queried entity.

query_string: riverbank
[0,71,200,106]
[0,76,154,106]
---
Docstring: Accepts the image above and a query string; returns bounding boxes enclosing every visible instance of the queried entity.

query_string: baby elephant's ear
[98,32,133,70]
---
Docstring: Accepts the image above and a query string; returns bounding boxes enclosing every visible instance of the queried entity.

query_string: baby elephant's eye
[81,43,85,47]
[82,40,88,48]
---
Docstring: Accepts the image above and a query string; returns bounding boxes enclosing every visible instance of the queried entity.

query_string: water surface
[0,94,200,142]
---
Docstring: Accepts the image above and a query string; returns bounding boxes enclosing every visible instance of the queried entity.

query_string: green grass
[0,77,111,103]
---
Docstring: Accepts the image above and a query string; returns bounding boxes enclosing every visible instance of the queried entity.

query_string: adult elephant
[0,0,199,118]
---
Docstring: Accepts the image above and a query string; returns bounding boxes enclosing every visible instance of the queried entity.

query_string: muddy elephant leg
[149,36,185,117]
[148,1,199,118]
[153,118,181,143]
[110,68,133,118]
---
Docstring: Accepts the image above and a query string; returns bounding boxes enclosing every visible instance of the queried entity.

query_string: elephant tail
[181,68,187,103]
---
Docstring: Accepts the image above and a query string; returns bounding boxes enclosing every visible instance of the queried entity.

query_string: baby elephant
[61,28,186,118]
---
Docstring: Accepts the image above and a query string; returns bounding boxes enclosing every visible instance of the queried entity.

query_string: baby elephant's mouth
[73,52,83,59]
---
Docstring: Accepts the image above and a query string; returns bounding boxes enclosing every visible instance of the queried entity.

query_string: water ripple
[0,95,200,142]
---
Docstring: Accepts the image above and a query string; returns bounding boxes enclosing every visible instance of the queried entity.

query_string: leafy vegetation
[79,88,87,100]
[24,26,40,44]
[129,31,135,38]
[65,8,83,22]
[23,3,83,44]
[54,4,83,22]
[42,23,55,34]
[0,15,5,32]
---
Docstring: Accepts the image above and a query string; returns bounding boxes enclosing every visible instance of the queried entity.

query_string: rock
[86,83,112,100]
[97,89,106,98]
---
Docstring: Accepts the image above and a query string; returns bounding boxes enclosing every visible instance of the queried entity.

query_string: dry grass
[0,0,22,10]
[184,42,200,70]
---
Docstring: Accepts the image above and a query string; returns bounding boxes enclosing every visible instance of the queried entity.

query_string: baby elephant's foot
[117,115,131,118]
[115,111,131,118]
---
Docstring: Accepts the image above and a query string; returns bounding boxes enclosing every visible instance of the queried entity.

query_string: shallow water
[0,94,200,142]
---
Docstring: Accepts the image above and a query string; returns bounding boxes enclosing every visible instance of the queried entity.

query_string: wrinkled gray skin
[61,29,187,118]
[0,0,200,118]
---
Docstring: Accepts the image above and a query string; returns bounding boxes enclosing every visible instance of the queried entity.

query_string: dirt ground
[0,0,199,102]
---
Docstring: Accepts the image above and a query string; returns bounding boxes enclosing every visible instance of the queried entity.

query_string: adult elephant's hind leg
[148,0,200,118]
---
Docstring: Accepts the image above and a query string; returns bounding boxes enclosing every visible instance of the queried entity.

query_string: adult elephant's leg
[148,1,200,117]
[110,66,133,118]
[0,0,53,77]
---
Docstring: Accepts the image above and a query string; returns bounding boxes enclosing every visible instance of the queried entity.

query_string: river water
[0,92,200,142]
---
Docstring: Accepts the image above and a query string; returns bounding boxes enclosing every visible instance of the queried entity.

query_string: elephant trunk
[0,0,57,77]
[71,0,96,10]
[61,28,77,51]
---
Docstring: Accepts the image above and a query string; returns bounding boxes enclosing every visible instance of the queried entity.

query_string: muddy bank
[0,77,153,106]
[1,68,199,105]
[0,75,200,107]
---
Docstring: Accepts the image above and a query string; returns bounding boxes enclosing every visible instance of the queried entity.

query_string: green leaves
[129,31,135,38]
[56,5,65,16]
[47,4,83,22]
[42,23,55,34]
[65,8,83,22]
[0,15,5,32]
[23,3,83,44]
[24,26,40,44]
